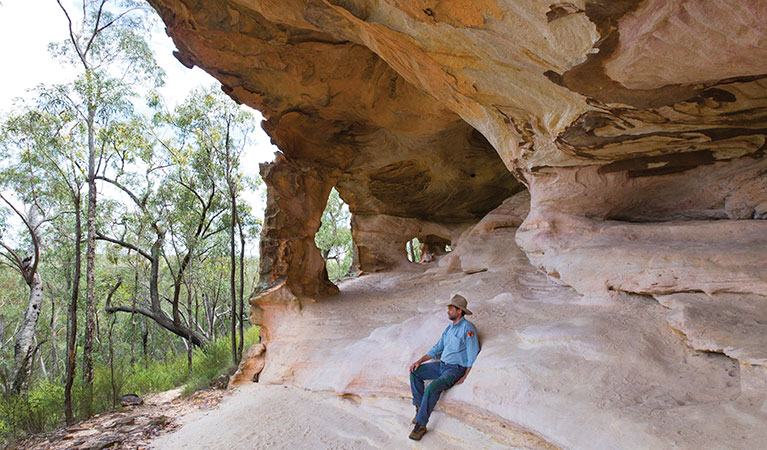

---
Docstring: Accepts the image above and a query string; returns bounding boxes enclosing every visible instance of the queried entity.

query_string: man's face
[447,305,462,321]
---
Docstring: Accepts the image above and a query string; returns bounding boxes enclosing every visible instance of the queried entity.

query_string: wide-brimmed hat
[446,294,473,315]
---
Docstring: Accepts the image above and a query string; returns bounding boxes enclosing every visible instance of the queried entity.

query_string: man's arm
[409,354,431,373]
[456,325,480,384]
[410,331,445,372]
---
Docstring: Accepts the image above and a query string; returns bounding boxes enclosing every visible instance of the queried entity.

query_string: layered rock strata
[150,0,767,296]
[149,0,522,297]
[147,0,767,447]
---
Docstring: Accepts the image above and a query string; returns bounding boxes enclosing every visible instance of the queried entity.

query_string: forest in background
[0,1,354,445]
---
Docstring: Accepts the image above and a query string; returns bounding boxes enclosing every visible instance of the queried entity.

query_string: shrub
[182,325,261,396]
[0,326,260,446]
[0,380,64,445]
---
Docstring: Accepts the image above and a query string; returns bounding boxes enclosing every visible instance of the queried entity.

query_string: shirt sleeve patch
[467,331,474,338]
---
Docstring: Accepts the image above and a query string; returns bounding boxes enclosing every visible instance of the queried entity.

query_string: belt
[441,362,466,369]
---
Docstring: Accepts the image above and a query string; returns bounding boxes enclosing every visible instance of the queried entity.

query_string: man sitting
[408,294,479,441]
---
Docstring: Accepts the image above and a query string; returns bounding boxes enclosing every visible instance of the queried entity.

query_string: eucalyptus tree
[155,116,232,366]
[171,86,255,364]
[0,110,65,395]
[315,188,353,281]
[0,197,44,395]
[51,0,165,405]
[94,122,209,348]
[0,104,87,419]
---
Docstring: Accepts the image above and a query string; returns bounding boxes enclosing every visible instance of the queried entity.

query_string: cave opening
[406,237,422,263]
[406,235,452,263]
[315,188,354,282]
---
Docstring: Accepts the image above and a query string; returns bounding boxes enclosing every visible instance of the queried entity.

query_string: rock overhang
[148,0,767,297]
[149,0,767,175]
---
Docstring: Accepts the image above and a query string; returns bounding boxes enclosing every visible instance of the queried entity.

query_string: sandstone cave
[148,1,767,448]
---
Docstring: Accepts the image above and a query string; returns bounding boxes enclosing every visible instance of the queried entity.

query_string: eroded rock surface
[149,0,767,293]
[194,224,765,449]
[229,343,267,388]
[146,0,767,448]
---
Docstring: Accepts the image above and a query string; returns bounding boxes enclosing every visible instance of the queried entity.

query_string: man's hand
[410,355,430,373]
[454,367,471,385]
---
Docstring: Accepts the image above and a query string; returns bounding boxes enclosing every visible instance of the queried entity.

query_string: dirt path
[14,388,226,450]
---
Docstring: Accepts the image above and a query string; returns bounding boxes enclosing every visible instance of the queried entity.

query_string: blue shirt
[427,317,480,367]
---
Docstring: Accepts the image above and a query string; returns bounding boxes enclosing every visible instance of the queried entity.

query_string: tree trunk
[49,295,58,381]
[11,208,44,395]
[238,218,245,360]
[65,197,81,424]
[229,194,238,365]
[38,341,48,380]
[150,235,163,313]
[187,282,193,373]
[130,255,139,367]
[83,108,97,416]
[108,314,117,408]
[12,270,44,394]
[141,321,148,362]
[227,133,238,365]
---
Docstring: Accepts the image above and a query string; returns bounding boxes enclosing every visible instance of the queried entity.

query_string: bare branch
[0,243,22,272]
[202,223,227,241]
[105,304,154,318]
[174,178,206,210]
[37,210,77,228]
[94,175,144,209]
[95,232,153,261]
[41,152,76,198]
[0,192,40,279]
[104,279,123,308]
[94,6,143,36]
[83,0,107,59]
[200,209,225,238]
[55,0,87,68]
[25,145,45,218]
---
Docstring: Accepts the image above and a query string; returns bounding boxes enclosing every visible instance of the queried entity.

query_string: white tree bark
[11,209,44,394]
[12,262,44,393]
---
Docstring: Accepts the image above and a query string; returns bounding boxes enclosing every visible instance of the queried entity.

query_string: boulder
[120,394,143,407]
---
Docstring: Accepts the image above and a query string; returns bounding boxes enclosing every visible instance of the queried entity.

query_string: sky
[0,0,278,176]
[0,0,280,253]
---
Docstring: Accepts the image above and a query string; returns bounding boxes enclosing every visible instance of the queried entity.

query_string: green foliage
[48,1,165,87]
[406,237,423,263]
[0,3,266,442]
[182,325,261,396]
[0,326,260,446]
[0,380,64,441]
[315,188,353,281]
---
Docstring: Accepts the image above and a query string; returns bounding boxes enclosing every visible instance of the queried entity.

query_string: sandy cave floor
[151,383,545,450]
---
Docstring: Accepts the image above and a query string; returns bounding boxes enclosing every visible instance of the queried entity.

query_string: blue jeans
[409,361,466,426]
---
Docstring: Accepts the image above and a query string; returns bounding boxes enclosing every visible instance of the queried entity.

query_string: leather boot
[409,424,427,441]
